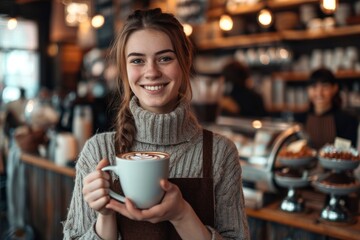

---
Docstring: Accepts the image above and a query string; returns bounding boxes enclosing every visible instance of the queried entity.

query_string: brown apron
[113,129,214,239]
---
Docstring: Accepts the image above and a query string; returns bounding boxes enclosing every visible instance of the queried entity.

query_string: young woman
[63,8,249,240]
[295,68,358,149]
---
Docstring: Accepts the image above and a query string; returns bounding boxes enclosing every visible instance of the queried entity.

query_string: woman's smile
[142,83,168,91]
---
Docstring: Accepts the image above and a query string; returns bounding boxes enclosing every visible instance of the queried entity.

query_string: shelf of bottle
[273,70,360,82]
[196,25,360,51]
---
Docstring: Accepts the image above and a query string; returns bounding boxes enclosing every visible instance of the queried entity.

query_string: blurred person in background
[294,68,359,149]
[4,88,28,137]
[219,60,267,118]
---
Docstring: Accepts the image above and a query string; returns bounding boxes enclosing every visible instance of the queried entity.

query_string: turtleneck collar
[129,96,201,146]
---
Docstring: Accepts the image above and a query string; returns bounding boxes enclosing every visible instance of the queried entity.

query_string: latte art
[119,151,169,160]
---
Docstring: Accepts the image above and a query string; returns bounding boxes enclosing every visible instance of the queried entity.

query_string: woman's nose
[144,62,162,79]
[313,85,323,94]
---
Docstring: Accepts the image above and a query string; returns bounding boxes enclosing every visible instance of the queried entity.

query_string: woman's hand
[82,158,113,216]
[106,179,211,239]
[105,179,187,223]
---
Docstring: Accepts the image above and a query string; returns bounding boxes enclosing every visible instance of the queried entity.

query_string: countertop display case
[206,116,308,207]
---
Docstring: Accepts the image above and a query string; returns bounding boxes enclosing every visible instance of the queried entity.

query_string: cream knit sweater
[63,97,249,239]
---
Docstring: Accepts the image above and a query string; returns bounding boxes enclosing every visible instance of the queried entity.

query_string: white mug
[102,151,170,209]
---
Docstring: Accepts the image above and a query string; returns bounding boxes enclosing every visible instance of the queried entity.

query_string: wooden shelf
[246,201,360,240]
[197,32,281,50]
[281,25,360,41]
[268,0,318,9]
[273,70,360,82]
[226,2,263,16]
[196,25,360,50]
[207,0,318,18]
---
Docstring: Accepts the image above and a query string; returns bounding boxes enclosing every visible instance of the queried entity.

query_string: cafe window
[0,17,39,103]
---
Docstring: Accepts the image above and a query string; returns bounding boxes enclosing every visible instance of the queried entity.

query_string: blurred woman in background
[295,68,359,149]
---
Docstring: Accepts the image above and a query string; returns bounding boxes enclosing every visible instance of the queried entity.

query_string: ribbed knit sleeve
[62,133,120,240]
[211,134,249,239]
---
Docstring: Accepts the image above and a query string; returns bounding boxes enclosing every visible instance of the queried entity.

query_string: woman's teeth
[144,85,164,91]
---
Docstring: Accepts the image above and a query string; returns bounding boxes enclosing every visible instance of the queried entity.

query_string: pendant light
[7,17,18,30]
[91,14,105,28]
[258,8,273,28]
[7,1,18,30]
[182,23,193,36]
[320,0,338,14]
[219,14,233,31]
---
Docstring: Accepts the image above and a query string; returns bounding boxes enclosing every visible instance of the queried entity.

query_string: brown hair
[111,8,194,154]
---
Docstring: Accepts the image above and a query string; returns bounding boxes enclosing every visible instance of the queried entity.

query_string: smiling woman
[63,8,249,240]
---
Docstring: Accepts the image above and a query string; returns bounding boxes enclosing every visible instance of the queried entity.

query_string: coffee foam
[120,152,168,160]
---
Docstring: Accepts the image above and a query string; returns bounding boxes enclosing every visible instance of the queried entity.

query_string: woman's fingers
[83,171,110,192]
[85,191,110,211]
[82,158,113,215]
[106,199,128,216]
[96,158,110,170]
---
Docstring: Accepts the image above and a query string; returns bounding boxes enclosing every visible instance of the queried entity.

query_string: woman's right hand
[82,158,113,215]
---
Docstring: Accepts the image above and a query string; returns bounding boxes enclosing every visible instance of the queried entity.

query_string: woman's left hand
[105,179,187,223]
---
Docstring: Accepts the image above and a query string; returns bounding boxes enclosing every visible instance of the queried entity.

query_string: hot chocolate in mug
[102,151,170,209]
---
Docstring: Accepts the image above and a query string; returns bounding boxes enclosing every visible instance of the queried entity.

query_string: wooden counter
[21,153,75,240]
[246,201,360,240]
[19,154,360,240]
[21,153,75,177]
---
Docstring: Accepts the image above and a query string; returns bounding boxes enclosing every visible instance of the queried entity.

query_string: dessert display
[278,144,316,167]
[312,143,360,224]
[320,172,355,186]
[278,145,315,159]
[274,140,316,213]
[318,144,360,171]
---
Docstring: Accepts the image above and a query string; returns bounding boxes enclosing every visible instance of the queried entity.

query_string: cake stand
[312,146,360,224]
[275,153,316,213]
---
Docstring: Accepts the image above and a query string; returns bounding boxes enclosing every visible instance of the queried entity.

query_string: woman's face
[125,29,182,114]
[307,82,338,111]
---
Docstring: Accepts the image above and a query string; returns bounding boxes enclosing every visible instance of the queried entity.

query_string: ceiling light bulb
[7,18,17,30]
[91,15,105,28]
[219,14,233,31]
[258,9,273,28]
[320,0,338,14]
[182,23,193,36]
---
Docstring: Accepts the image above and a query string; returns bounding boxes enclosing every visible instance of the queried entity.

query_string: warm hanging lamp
[258,8,273,28]
[320,0,338,14]
[257,0,273,28]
[219,14,233,31]
[182,23,193,36]
[7,1,18,30]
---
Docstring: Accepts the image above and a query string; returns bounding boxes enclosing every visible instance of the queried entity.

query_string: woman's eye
[130,58,144,64]
[159,56,173,62]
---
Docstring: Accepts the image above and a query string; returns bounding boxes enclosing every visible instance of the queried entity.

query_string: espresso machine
[207,116,308,209]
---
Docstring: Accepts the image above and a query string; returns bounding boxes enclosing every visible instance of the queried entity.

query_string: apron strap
[202,129,213,178]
